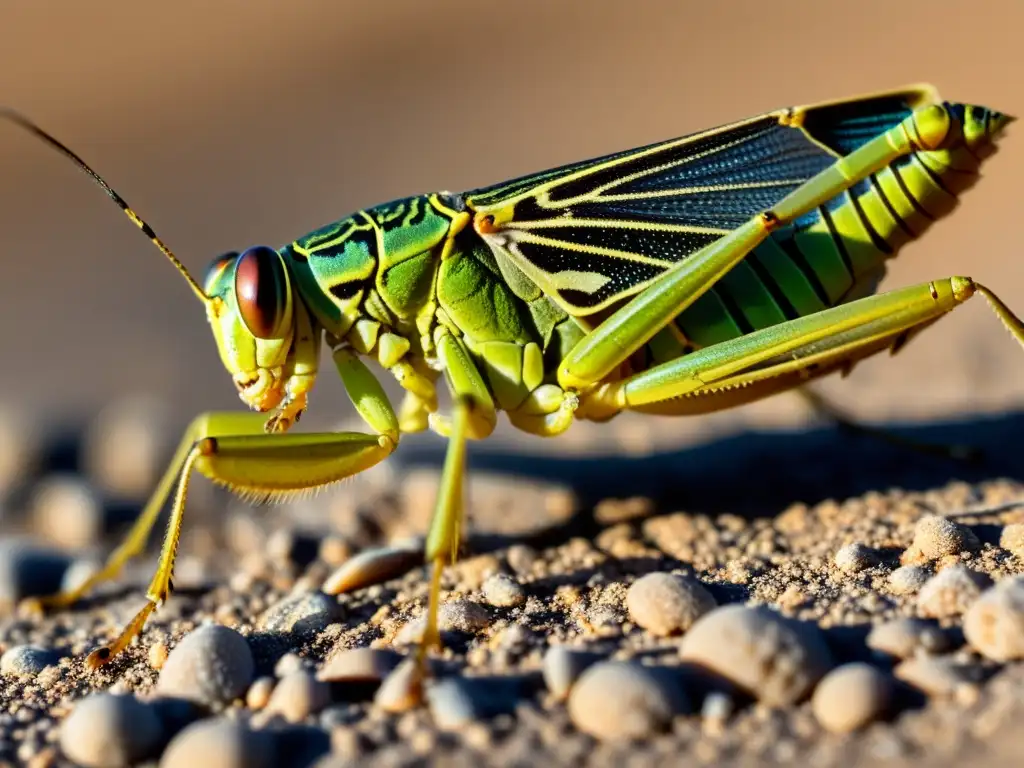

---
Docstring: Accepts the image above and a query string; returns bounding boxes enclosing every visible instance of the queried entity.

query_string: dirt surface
[2,2,1024,766]
[3,411,1024,767]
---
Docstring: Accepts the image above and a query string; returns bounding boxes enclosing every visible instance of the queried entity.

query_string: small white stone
[626,572,717,637]
[867,618,949,660]
[999,523,1024,557]
[964,576,1024,661]
[904,515,980,562]
[567,661,688,740]
[888,565,931,595]
[679,605,834,706]
[811,663,893,733]
[159,718,275,768]
[834,543,879,574]
[156,624,255,707]
[481,573,526,608]
[917,565,990,618]
[264,670,331,722]
[0,644,59,677]
[60,693,162,768]
[542,646,604,701]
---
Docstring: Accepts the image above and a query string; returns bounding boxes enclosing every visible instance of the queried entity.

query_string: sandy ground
[1,2,1024,765]
[2,407,1024,767]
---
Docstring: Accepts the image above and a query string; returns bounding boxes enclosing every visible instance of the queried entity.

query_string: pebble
[265,670,331,722]
[156,624,255,707]
[29,474,105,550]
[866,618,950,660]
[481,573,527,608]
[701,691,735,727]
[811,663,893,733]
[505,544,538,576]
[246,677,276,710]
[148,642,169,670]
[426,675,528,731]
[322,543,423,595]
[397,600,491,643]
[834,543,879,574]
[59,693,162,768]
[374,658,424,713]
[83,395,171,500]
[917,565,991,618]
[964,576,1024,661]
[626,572,717,637]
[0,645,59,677]
[60,557,101,595]
[567,661,688,740]
[317,647,403,684]
[274,652,306,678]
[258,590,342,636]
[679,605,834,706]
[894,656,980,697]
[0,538,72,610]
[439,599,492,633]
[902,515,980,563]
[0,407,39,496]
[999,523,1024,557]
[159,718,275,768]
[888,565,931,595]
[542,646,605,701]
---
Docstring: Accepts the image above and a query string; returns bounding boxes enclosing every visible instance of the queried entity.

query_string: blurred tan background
[0,0,1021,453]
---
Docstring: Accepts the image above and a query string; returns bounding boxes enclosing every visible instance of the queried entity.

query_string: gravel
[0,644,59,676]
[156,624,256,707]
[679,605,835,705]
[625,571,717,636]
[321,543,424,595]
[481,573,526,607]
[258,590,342,636]
[888,564,932,595]
[2,408,1024,767]
[903,515,981,562]
[1000,523,1024,557]
[317,648,404,684]
[264,670,331,722]
[566,661,689,740]
[542,646,605,701]
[59,693,163,767]
[917,565,992,618]
[963,576,1024,661]
[834,543,879,573]
[159,718,276,768]
[811,663,894,733]
[866,618,951,660]
[0,538,72,610]
[893,656,982,698]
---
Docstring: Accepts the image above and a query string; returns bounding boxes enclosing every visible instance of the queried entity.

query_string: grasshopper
[2,84,1019,670]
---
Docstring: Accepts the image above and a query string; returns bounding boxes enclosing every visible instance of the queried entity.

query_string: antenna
[1,108,210,304]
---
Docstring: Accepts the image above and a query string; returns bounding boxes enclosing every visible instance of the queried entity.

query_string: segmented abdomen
[669,144,979,352]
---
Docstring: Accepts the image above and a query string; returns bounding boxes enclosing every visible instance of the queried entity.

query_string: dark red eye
[234,246,291,339]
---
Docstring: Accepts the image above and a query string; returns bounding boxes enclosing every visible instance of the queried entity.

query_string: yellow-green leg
[38,347,405,669]
[417,332,497,662]
[588,279,1024,414]
[558,102,961,392]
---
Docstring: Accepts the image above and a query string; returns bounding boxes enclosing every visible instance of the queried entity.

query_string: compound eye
[233,246,292,339]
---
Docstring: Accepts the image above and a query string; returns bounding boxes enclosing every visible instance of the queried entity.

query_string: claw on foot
[84,600,158,671]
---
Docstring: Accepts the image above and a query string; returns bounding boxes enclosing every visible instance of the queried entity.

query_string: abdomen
[669,126,990,354]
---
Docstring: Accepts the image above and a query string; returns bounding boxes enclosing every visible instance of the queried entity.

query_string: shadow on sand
[390,409,1024,530]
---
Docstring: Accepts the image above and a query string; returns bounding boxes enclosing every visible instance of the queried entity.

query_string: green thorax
[282,193,463,351]
[279,193,581,410]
